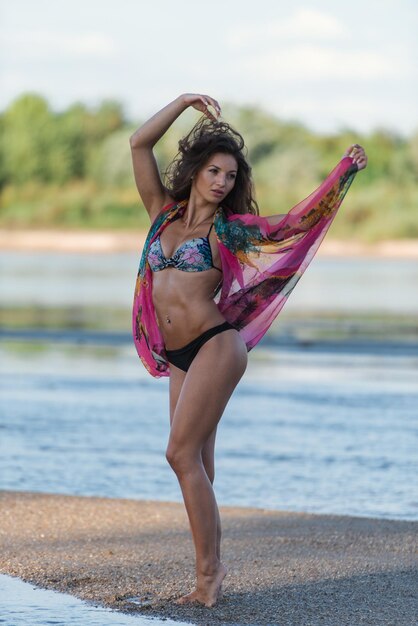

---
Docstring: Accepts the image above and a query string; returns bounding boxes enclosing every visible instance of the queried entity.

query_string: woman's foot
[175,563,227,608]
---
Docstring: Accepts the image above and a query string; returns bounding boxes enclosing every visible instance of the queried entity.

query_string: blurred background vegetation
[1,92,417,241]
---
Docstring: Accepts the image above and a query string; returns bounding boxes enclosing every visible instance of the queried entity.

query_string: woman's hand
[181,93,221,121]
[342,144,368,171]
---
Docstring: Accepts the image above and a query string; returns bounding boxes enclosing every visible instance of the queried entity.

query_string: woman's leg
[169,369,221,559]
[200,427,220,560]
[166,329,247,606]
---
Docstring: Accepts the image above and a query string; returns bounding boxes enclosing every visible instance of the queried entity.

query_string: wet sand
[1,228,418,258]
[0,491,417,625]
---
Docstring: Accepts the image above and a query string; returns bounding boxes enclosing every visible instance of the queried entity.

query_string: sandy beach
[1,228,418,258]
[0,491,416,625]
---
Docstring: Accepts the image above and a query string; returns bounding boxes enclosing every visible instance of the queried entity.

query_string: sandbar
[0,490,417,625]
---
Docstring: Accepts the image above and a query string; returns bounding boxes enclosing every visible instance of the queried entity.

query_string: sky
[1,0,417,137]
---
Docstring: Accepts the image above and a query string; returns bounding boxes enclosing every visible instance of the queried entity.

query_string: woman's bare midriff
[152,267,225,350]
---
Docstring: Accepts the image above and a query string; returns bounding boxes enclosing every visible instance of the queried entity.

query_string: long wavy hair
[163,116,259,215]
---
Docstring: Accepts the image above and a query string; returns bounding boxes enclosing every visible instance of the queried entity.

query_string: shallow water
[0,574,192,626]
[2,338,417,521]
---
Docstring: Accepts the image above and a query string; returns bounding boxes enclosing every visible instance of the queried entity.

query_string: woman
[130,93,367,608]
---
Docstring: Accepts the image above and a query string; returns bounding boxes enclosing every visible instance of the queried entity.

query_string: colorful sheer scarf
[132,156,358,377]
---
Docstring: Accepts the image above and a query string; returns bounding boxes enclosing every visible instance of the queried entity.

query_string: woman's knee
[165,441,179,470]
[203,460,214,484]
[165,441,199,475]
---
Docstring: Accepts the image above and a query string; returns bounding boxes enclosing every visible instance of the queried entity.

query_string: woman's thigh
[169,365,217,481]
[167,329,247,453]
[169,366,186,425]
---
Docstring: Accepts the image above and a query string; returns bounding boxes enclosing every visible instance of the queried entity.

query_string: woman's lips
[212,190,224,197]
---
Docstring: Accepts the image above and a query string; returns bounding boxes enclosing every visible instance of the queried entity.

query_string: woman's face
[193,152,238,204]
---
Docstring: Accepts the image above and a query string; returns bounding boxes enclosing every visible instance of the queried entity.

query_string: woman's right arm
[129,93,221,222]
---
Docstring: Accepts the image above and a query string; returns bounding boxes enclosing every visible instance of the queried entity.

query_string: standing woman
[130,93,367,608]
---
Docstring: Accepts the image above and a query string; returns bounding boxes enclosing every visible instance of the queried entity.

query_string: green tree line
[1,92,417,240]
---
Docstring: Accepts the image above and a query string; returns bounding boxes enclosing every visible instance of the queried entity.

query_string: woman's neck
[181,192,218,228]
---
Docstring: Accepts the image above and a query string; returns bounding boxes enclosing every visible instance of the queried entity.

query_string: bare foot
[175,563,227,608]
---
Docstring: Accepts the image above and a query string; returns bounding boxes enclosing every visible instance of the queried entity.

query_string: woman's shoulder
[150,194,177,222]
[149,194,185,227]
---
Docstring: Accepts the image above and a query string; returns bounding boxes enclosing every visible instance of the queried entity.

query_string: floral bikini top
[147,220,222,273]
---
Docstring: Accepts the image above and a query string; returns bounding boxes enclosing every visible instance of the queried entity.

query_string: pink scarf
[132,156,358,377]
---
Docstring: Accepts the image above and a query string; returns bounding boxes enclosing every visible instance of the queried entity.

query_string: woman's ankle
[197,557,222,577]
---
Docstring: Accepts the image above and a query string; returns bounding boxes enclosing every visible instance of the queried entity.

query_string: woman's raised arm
[129,94,221,222]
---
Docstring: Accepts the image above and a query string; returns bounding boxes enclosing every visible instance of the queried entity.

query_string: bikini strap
[207,221,215,237]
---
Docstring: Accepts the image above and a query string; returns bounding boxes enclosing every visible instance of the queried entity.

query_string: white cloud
[227,8,348,46]
[279,95,380,117]
[4,31,117,59]
[243,45,410,81]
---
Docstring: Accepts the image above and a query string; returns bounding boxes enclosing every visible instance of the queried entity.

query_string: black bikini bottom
[165,321,236,372]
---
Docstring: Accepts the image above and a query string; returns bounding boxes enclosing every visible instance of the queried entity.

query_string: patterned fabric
[132,156,358,377]
[147,225,221,272]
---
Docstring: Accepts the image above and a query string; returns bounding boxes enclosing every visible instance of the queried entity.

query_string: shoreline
[1,228,418,258]
[0,490,416,625]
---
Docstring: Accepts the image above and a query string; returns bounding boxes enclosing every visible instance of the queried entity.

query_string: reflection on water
[2,251,418,313]
[1,339,417,521]
[0,575,192,626]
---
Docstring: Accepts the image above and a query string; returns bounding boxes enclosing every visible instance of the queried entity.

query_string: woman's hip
[166,320,246,373]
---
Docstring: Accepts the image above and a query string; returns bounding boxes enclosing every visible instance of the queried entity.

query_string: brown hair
[163,115,259,215]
